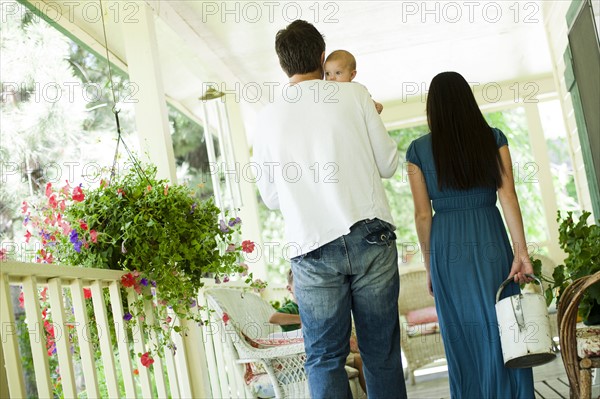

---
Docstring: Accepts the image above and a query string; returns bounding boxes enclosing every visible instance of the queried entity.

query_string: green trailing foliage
[533,211,600,321]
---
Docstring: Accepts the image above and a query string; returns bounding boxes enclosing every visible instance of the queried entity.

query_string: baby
[324,49,383,114]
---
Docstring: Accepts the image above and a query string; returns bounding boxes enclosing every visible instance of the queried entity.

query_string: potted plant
[533,211,600,324]
[21,161,265,366]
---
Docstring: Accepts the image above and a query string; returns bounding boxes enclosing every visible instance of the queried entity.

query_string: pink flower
[89,230,98,243]
[121,273,136,288]
[72,186,84,202]
[79,220,88,230]
[239,263,249,277]
[44,319,55,338]
[24,230,31,243]
[146,185,152,192]
[39,249,54,264]
[140,352,154,367]
[60,181,71,196]
[226,243,236,252]
[21,201,28,214]
[60,221,71,235]
[241,240,255,253]
[0,248,6,261]
[18,291,24,308]
[48,194,58,209]
[45,183,53,197]
[252,279,267,293]
[83,288,92,299]
[222,313,230,326]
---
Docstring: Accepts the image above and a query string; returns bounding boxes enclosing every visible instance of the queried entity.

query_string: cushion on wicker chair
[406,306,438,325]
[576,327,600,358]
[398,266,447,384]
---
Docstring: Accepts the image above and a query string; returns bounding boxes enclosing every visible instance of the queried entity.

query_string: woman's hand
[509,255,534,284]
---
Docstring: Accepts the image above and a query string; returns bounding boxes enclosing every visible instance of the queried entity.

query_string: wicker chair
[204,289,366,398]
[557,272,600,399]
[398,266,446,385]
[205,289,308,398]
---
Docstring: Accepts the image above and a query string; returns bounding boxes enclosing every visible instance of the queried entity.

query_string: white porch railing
[0,260,262,398]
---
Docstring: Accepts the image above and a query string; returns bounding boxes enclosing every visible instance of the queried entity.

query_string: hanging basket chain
[99,0,151,186]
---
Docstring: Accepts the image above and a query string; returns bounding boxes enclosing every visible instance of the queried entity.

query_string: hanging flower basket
[22,161,265,366]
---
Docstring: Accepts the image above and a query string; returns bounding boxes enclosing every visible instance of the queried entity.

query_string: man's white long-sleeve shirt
[252,80,399,256]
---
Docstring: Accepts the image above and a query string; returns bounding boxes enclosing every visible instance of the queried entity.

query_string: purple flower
[168,342,177,355]
[69,230,78,244]
[140,278,149,286]
[190,202,197,214]
[123,312,133,321]
[219,219,230,233]
[228,217,241,227]
[73,241,82,253]
[24,215,30,224]
[189,299,197,308]
[151,280,157,287]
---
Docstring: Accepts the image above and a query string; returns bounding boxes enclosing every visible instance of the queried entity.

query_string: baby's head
[324,50,357,82]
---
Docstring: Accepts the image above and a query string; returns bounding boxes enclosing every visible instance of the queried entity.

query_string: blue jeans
[291,219,407,399]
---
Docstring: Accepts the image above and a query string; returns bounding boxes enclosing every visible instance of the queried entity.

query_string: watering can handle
[495,274,542,304]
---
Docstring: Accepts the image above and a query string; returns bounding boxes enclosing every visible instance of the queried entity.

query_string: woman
[406,71,534,398]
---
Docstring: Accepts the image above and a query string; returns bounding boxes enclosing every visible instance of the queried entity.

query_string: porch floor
[405,356,598,399]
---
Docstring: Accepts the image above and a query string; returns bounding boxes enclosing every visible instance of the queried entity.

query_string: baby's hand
[374,100,383,114]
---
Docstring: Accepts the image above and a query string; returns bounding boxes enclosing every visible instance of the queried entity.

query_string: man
[253,20,407,399]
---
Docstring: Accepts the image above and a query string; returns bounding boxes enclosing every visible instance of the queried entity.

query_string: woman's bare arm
[497,145,533,284]
[407,162,434,295]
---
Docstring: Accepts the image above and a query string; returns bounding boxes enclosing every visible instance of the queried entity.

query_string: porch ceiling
[170,0,553,104]
[31,0,554,132]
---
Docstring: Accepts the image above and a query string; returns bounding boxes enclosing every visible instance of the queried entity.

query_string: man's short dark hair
[275,20,325,78]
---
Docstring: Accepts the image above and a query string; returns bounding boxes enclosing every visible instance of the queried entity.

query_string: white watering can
[495,274,556,368]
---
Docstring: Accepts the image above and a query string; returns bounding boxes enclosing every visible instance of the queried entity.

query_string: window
[538,99,580,212]
[168,105,214,201]
[1,1,137,256]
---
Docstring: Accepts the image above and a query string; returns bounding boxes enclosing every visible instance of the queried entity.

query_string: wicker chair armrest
[234,341,306,360]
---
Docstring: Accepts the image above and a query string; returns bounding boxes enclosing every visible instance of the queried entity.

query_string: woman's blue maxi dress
[406,128,534,398]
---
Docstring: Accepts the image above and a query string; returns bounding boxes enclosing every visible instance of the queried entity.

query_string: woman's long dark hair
[427,71,504,190]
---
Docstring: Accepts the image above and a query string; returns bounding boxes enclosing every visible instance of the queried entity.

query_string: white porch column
[119,1,177,182]
[225,99,268,279]
[524,103,563,261]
